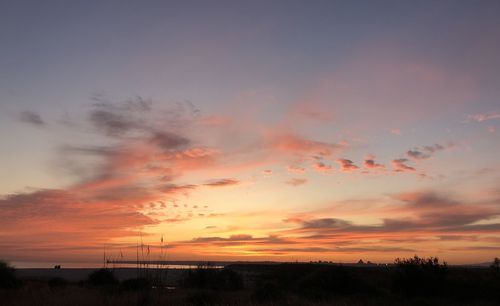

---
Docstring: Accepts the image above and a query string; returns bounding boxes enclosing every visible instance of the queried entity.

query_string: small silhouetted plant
[87,268,118,287]
[0,260,19,289]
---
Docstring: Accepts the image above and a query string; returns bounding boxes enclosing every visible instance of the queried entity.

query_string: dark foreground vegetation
[1,257,500,305]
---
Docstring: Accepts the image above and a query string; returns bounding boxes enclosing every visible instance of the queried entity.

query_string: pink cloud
[175,147,219,159]
[363,156,385,169]
[392,158,416,172]
[313,162,333,173]
[336,159,359,172]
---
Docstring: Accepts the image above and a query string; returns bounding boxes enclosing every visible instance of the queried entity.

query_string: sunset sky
[1,1,500,267]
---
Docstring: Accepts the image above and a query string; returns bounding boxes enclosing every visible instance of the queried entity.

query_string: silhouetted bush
[484,258,500,300]
[0,260,19,289]
[87,268,118,287]
[182,266,243,290]
[491,257,500,272]
[392,255,448,297]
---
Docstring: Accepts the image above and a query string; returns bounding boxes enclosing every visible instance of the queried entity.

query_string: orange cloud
[0,189,157,262]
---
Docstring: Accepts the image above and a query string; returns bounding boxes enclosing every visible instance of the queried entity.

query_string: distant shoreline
[12,259,493,270]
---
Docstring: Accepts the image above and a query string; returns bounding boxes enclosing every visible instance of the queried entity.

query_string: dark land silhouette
[1,256,500,305]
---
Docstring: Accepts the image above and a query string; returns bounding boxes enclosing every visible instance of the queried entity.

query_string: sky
[1,0,500,267]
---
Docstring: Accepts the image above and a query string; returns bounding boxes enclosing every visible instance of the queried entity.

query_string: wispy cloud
[204,178,240,188]
[19,111,45,126]
[392,158,416,172]
[467,111,500,122]
[286,178,308,186]
[268,133,345,158]
[287,165,306,174]
[406,143,454,160]
[159,184,197,195]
